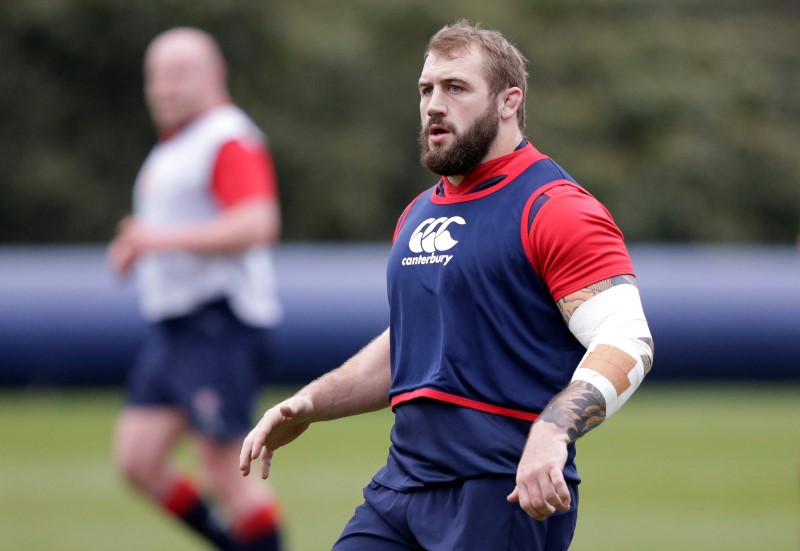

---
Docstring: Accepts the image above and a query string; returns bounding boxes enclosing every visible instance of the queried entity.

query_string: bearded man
[241,20,654,551]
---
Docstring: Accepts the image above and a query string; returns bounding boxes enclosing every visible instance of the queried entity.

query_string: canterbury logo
[408,216,465,253]
[401,216,465,267]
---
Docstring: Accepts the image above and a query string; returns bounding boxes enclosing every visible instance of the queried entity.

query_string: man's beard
[418,105,500,177]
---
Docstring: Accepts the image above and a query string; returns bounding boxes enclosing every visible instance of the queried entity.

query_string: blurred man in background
[240,20,653,550]
[108,27,284,551]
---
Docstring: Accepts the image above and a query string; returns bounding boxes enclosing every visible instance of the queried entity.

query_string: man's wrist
[530,418,571,445]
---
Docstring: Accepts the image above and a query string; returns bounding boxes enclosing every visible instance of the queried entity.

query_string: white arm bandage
[567,284,653,419]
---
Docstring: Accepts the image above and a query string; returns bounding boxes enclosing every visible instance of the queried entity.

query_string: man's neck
[447,128,524,186]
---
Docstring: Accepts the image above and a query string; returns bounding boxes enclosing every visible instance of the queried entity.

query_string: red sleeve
[528,185,634,301]
[211,139,278,208]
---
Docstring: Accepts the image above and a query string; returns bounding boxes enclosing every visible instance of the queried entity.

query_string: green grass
[0,383,797,550]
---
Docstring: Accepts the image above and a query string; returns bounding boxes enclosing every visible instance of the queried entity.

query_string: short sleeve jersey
[526,183,633,300]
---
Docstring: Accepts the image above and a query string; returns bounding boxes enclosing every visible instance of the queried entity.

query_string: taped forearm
[568,284,654,418]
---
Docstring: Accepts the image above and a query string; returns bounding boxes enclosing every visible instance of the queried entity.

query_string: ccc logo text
[402,216,465,267]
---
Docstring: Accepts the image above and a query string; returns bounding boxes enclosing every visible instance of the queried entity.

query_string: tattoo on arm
[556,274,637,324]
[538,381,607,441]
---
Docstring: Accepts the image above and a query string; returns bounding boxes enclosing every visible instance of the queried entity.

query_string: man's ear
[500,87,523,120]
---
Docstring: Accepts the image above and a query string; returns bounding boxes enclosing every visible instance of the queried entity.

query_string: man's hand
[508,380,606,520]
[107,216,140,276]
[239,395,315,479]
[108,215,169,275]
[507,421,571,520]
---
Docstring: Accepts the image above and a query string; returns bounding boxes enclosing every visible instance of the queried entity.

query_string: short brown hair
[425,20,528,131]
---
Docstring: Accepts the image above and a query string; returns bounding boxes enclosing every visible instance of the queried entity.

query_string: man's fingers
[536,467,570,513]
[509,481,551,521]
[530,479,556,520]
[250,432,265,459]
[239,434,252,471]
[240,425,269,474]
[240,454,251,476]
[506,487,519,503]
[239,398,312,479]
[240,430,274,479]
[548,469,571,511]
[260,448,273,479]
[239,431,257,475]
[511,469,571,520]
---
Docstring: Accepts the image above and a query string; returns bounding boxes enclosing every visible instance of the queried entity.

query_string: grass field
[1,383,798,550]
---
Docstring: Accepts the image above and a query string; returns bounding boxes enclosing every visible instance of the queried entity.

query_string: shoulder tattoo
[557,275,636,323]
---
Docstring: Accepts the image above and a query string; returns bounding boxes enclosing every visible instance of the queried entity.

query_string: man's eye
[421,87,433,95]
[449,85,462,92]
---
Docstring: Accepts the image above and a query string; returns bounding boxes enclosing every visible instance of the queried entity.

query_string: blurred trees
[0,0,797,243]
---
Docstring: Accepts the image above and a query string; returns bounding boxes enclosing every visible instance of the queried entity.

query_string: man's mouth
[428,124,452,142]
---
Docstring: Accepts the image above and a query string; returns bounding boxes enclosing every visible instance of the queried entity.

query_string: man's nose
[426,87,447,117]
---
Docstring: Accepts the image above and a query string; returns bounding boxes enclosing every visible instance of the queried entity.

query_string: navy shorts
[333,477,578,551]
[125,299,275,441]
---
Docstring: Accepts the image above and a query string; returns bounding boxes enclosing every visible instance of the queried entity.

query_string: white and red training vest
[133,103,282,327]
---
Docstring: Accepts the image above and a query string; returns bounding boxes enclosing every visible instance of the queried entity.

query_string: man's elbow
[254,215,280,244]
[639,336,654,376]
[235,198,281,245]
